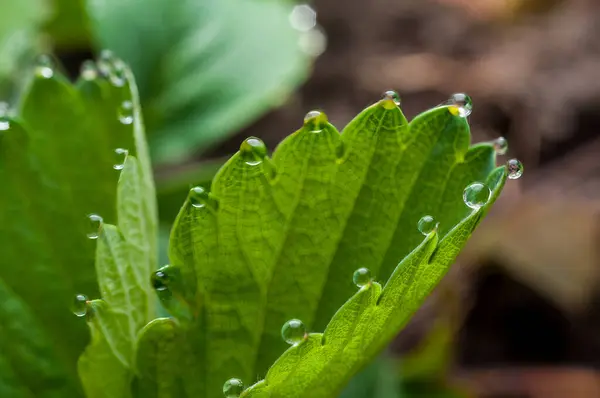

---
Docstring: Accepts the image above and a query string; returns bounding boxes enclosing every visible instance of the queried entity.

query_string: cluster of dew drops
[217,91,524,397]
[66,50,147,318]
[70,88,524,396]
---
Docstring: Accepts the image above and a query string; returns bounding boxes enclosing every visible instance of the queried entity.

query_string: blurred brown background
[215,0,600,396]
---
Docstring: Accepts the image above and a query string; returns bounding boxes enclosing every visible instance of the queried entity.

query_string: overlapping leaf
[77,67,158,398]
[136,97,507,397]
[0,60,155,396]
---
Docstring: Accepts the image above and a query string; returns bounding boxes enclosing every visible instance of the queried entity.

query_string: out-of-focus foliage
[86,0,313,164]
[45,0,91,48]
[0,0,46,95]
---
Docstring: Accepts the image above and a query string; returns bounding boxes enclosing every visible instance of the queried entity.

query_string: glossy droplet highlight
[463,182,490,210]
[80,60,98,81]
[35,55,54,79]
[223,378,244,398]
[303,110,328,132]
[493,137,508,155]
[448,93,473,117]
[109,61,127,87]
[289,4,317,32]
[353,268,372,288]
[381,90,401,108]
[240,136,267,165]
[72,294,88,317]
[97,49,115,77]
[506,158,524,180]
[417,215,437,235]
[151,266,171,291]
[298,27,327,57]
[189,186,209,208]
[113,148,129,170]
[281,319,307,345]
[0,103,8,131]
[118,101,134,125]
[86,214,103,239]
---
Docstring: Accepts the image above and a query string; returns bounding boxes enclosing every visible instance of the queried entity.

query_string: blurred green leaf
[0,0,46,96]
[86,0,313,164]
[45,0,91,48]
[0,59,153,395]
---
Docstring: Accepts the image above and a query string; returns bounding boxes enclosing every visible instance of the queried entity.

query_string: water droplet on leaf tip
[72,294,88,317]
[151,267,170,291]
[289,4,317,32]
[80,60,98,81]
[353,268,372,288]
[189,186,209,208]
[463,182,490,210]
[281,319,307,345]
[448,93,473,117]
[506,158,523,179]
[86,214,103,239]
[118,101,134,125]
[113,148,129,170]
[34,54,55,79]
[303,110,328,132]
[493,137,508,155]
[109,63,127,87]
[240,136,267,165]
[223,378,244,398]
[0,118,9,131]
[381,90,401,108]
[417,215,437,235]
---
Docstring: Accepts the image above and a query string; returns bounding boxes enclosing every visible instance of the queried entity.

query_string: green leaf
[78,300,133,398]
[76,66,159,396]
[0,59,156,395]
[86,0,312,163]
[0,278,78,397]
[140,97,507,397]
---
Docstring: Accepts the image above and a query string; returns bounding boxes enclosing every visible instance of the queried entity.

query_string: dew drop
[303,110,328,132]
[493,137,508,155]
[189,186,210,208]
[97,49,115,77]
[35,55,54,79]
[109,61,127,87]
[72,294,88,317]
[417,215,437,235]
[352,267,372,288]
[223,378,244,398]
[240,136,267,165]
[463,182,490,210]
[80,60,98,81]
[381,90,401,108]
[281,319,307,345]
[0,117,9,131]
[289,4,317,32]
[151,266,171,292]
[118,101,134,125]
[506,158,524,180]
[113,148,129,170]
[86,214,103,239]
[448,93,473,117]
